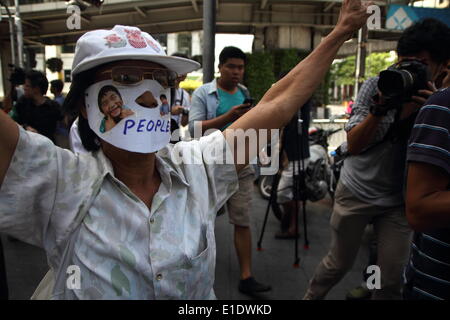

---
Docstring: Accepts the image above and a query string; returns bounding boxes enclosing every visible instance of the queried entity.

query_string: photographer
[12,70,62,143]
[304,18,450,300]
[275,85,311,239]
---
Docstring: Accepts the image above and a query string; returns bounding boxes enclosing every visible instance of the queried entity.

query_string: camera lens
[378,69,414,98]
[378,60,429,103]
[378,70,404,97]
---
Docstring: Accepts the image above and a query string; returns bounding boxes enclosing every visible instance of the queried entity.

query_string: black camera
[377,59,430,106]
[8,64,26,86]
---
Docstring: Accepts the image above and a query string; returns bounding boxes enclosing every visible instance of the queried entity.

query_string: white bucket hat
[71,25,200,79]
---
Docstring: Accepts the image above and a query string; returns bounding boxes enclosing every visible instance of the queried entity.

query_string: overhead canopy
[0,0,412,47]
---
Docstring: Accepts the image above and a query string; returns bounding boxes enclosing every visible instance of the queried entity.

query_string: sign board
[387,4,450,30]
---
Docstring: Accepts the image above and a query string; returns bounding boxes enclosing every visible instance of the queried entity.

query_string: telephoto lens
[377,59,430,103]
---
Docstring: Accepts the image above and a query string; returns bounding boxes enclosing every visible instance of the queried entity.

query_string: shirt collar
[208,78,248,97]
[94,147,190,189]
[155,151,190,188]
[208,78,219,95]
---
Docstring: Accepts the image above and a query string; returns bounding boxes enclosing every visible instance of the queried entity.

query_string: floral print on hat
[124,29,147,49]
[104,34,127,48]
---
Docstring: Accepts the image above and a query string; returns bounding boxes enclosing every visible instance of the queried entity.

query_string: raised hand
[335,0,373,38]
[25,126,39,133]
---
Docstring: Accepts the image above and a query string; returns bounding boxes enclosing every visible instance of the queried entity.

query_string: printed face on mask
[98,85,135,133]
[84,60,176,153]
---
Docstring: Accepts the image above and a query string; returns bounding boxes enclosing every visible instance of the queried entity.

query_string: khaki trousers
[227,165,254,227]
[304,181,412,300]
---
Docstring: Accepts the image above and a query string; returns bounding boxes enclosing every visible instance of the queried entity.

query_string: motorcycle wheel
[258,175,272,200]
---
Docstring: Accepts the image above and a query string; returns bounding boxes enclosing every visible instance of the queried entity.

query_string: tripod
[0,238,8,300]
[257,110,309,267]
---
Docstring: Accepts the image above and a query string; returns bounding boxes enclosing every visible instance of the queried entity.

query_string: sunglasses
[100,66,178,88]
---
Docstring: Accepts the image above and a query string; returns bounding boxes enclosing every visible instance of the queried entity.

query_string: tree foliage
[244,49,316,103]
[244,51,276,102]
[331,52,394,86]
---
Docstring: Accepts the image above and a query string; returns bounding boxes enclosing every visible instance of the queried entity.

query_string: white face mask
[85,79,171,153]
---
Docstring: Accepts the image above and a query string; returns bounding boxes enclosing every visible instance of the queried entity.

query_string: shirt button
[150,217,155,224]
[156,274,163,281]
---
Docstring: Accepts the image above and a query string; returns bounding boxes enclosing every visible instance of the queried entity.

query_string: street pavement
[1,184,370,300]
[214,183,371,300]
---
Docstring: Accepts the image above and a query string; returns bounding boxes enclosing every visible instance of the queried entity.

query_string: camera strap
[360,104,414,157]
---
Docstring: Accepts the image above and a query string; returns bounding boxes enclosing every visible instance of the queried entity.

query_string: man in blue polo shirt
[189,46,271,295]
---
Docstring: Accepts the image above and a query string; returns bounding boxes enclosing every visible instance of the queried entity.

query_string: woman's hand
[334,0,373,39]
[25,126,39,133]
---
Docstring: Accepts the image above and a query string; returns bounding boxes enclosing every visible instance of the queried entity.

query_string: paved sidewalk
[214,185,370,300]
[1,185,370,300]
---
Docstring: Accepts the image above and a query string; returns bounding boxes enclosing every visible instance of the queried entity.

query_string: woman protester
[0,1,370,299]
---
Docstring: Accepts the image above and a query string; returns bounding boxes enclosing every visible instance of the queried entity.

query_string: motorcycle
[257,127,343,221]
[257,143,275,200]
[307,127,343,200]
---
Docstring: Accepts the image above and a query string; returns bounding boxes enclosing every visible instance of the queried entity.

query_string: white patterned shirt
[0,127,238,299]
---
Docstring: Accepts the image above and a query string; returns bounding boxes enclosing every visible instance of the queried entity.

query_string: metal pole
[14,0,24,68]
[354,25,368,98]
[202,0,216,83]
[8,11,16,66]
[1,0,16,65]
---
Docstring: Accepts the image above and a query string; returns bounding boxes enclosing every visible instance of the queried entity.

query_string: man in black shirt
[275,100,311,238]
[12,70,61,142]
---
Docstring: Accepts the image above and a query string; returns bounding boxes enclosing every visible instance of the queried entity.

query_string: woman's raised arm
[0,109,19,186]
[226,0,372,172]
